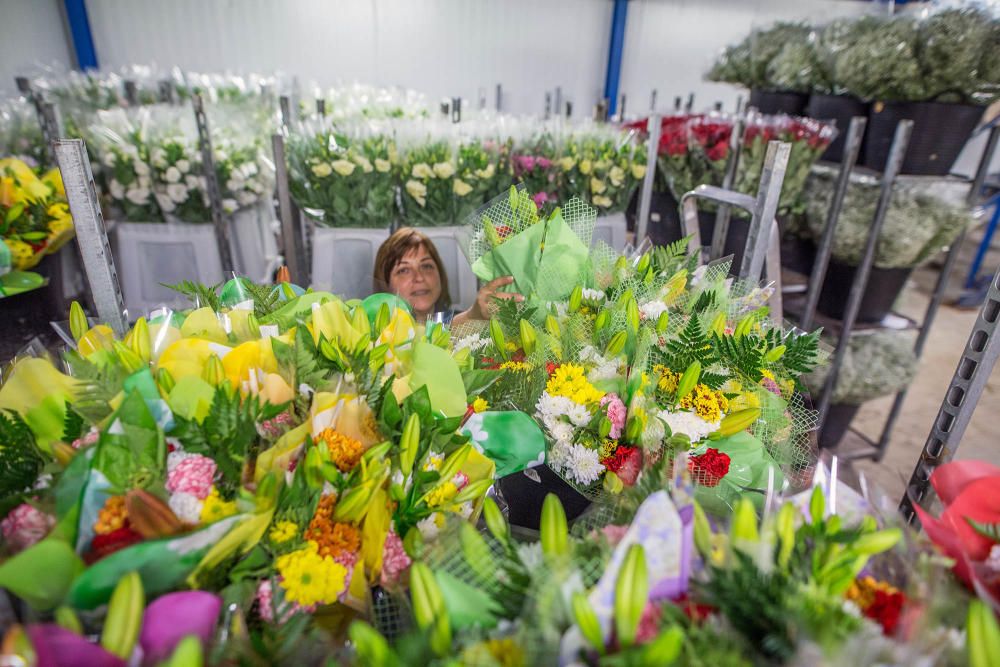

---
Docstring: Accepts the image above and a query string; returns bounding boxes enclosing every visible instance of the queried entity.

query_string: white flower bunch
[217,137,273,214]
[657,408,720,444]
[148,136,209,222]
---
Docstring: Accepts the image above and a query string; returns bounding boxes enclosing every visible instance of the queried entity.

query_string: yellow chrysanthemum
[472,397,489,413]
[426,481,458,508]
[654,365,680,394]
[545,363,605,405]
[678,384,727,423]
[276,541,348,607]
[269,520,299,544]
[499,360,531,372]
[316,428,364,472]
[200,487,238,524]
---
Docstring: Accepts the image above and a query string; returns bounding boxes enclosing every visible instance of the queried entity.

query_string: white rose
[432,162,455,179]
[237,191,256,206]
[374,158,391,173]
[186,175,200,189]
[176,159,190,173]
[102,153,116,167]
[453,179,473,197]
[411,162,433,179]
[354,156,373,173]
[311,163,332,177]
[138,175,151,189]
[330,159,356,177]
[167,183,188,203]
[590,177,607,194]
[474,163,495,179]
[593,194,613,208]
[125,187,149,205]
[164,166,182,183]
[155,192,176,213]
[405,179,427,207]
[609,166,625,187]
[133,161,150,177]
[225,178,242,191]
[631,164,647,180]
[109,179,125,199]
[222,198,239,213]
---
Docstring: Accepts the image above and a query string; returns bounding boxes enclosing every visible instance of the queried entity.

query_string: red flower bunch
[687,448,731,487]
[689,117,733,164]
[86,525,144,564]
[865,588,905,636]
[545,361,558,376]
[601,445,642,486]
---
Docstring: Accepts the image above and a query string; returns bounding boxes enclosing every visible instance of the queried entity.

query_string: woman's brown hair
[372,227,451,310]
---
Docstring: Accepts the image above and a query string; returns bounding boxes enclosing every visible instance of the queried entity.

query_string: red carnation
[864,589,905,636]
[546,361,557,376]
[602,445,642,486]
[688,448,731,487]
[671,593,715,623]
[86,525,144,564]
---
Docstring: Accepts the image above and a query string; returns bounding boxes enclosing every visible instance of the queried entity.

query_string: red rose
[688,448,731,487]
[705,142,729,162]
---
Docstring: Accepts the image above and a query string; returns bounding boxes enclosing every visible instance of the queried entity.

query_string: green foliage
[62,350,125,423]
[713,332,766,383]
[61,408,86,443]
[658,315,719,373]
[772,329,821,378]
[0,410,45,505]
[170,385,287,495]
[650,236,698,277]
[163,280,223,311]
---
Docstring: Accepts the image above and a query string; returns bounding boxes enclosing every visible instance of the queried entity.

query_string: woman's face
[388,245,441,317]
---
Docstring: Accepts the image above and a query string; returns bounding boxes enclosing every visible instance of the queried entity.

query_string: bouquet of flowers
[0,157,74,271]
[287,119,397,228]
[398,138,462,227]
[559,129,646,213]
[453,139,508,222]
[511,133,560,210]
[88,108,162,221]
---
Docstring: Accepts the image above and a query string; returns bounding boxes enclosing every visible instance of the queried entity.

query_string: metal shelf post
[635,114,662,244]
[192,93,233,273]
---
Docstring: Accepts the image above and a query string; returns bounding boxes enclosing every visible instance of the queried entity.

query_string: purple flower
[516,155,536,171]
[27,625,125,667]
[536,157,552,169]
[139,591,222,663]
[531,191,550,209]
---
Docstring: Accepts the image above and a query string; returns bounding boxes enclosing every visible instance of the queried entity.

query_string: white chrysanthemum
[109,179,125,199]
[535,392,576,424]
[659,409,719,443]
[640,299,669,322]
[156,192,176,213]
[566,402,592,427]
[133,161,150,176]
[169,492,204,524]
[126,187,150,205]
[166,183,188,203]
[416,515,441,541]
[564,443,604,485]
[549,421,574,446]
[453,334,489,353]
[517,541,544,570]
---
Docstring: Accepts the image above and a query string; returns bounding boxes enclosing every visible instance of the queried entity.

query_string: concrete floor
[842,232,1000,503]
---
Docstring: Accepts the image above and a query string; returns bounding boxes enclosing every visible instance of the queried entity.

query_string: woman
[373,227,522,326]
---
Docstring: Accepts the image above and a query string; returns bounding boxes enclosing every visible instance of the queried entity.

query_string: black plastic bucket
[819,403,861,449]
[805,93,870,163]
[749,89,809,116]
[496,465,591,531]
[779,235,816,276]
[816,259,912,323]
[862,100,984,175]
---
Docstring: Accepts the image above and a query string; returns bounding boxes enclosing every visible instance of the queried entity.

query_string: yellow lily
[180,307,229,344]
[157,338,232,382]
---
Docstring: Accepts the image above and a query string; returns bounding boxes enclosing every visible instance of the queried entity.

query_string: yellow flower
[374,158,392,173]
[423,454,443,471]
[559,156,576,171]
[269,520,299,543]
[331,159,356,177]
[200,487,238,524]
[405,179,427,207]
[411,163,433,179]
[354,156,373,173]
[311,162,332,177]
[590,178,607,194]
[461,637,526,667]
[592,195,613,208]
[276,541,348,607]
[472,397,489,413]
[545,363,604,405]
[654,365,680,394]
[474,164,495,179]
[316,428,364,472]
[678,384,727,423]
[499,360,531,372]
[432,162,455,179]
[453,179,473,197]
[426,481,458,508]
[846,576,900,610]
[609,166,625,187]
[595,159,611,171]
[579,159,593,175]
[631,164,647,180]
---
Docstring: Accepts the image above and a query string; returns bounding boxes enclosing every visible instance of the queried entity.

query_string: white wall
[84,0,612,116]
[0,0,74,97]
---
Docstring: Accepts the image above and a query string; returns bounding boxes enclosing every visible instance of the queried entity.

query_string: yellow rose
[590,177,607,194]
[579,159,593,175]
[595,159,611,171]
[453,179,473,197]
[405,179,427,207]
[474,163,495,179]
[559,157,576,171]
[631,164,647,180]
[311,163,332,177]
[331,160,356,176]
[411,163,433,179]
[354,156,373,173]
[375,158,391,173]
[593,194,613,208]
[609,166,625,187]
[433,162,455,179]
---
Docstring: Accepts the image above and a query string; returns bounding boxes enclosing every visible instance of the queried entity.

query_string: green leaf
[0,538,84,611]
[967,517,1000,543]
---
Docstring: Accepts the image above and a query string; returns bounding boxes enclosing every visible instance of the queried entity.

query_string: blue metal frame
[604,0,628,117]
[63,0,99,70]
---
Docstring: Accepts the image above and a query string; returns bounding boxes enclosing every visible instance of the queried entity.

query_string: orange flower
[316,428,364,472]
[94,496,128,535]
[305,495,361,558]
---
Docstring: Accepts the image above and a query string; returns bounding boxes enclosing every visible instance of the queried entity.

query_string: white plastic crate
[113,222,225,316]
[592,212,628,250]
[310,224,390,300]
[416,225,477,311]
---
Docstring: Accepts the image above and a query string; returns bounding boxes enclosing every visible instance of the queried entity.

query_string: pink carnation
[380,530,412,588]
[71,429,99,450]
[334,551,358,602]
[600,524,629,546]
[532,191,550,209]
[255,579,315,623]
[166,454,217,500]
[601,393,627,440]
[1,503,54,552]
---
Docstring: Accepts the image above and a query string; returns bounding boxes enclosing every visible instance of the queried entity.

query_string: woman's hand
[452,276,523,327]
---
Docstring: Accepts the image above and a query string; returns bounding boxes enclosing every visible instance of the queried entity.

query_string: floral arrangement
[0,157,74,272]
[511,134,560,210]
[559,130,646,212]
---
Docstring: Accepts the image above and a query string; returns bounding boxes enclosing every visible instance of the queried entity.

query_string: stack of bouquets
[558,128,646,213]
[287,118,397,228]
[0,157,74,271]
[0,275,494,663]
[511,133,561,210]
[397,134,465,227]
[0,98,49,170]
